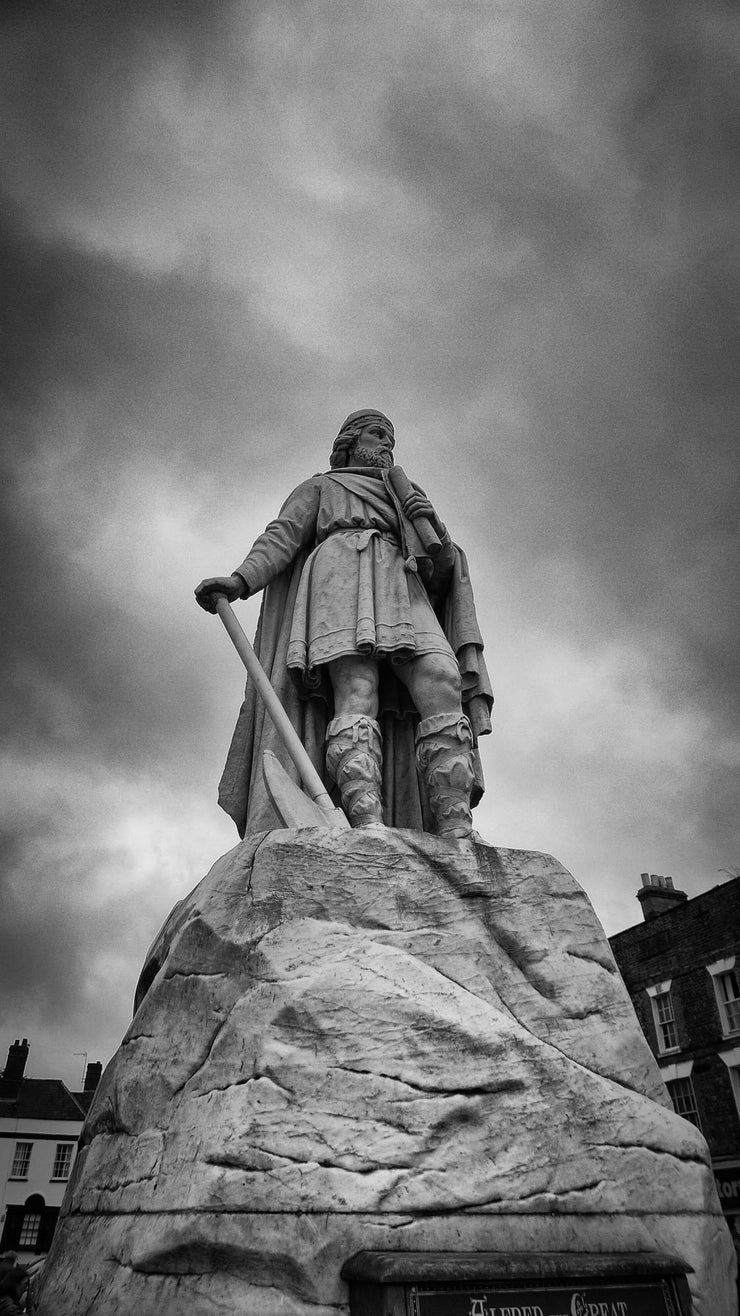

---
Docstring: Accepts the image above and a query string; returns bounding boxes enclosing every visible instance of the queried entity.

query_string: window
[0,1196,52,1255]
[718,971,740,1032]
[662,1059,701,1130]
[720,1046,740,1121]
[18,1210,42,1248]
[707,958,740,1036]
[655,991,678,1050]
[15,1194,45,1253]
[51,1143,74,1181]
[9,1142,32,1179]
[646,980,679,1054]
[666,1076,702,1129]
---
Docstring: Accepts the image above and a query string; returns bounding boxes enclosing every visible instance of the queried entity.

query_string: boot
[325,714,385,827]
[416,711,475,838]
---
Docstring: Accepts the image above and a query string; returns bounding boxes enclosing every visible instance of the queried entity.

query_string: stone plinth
[36,830,736,1314]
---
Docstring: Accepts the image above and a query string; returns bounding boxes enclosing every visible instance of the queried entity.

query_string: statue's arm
[195,479,320,612]
[232,479,322,594]
[401,486,455,593]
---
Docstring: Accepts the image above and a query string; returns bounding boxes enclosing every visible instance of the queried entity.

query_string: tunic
[234,470,456,681]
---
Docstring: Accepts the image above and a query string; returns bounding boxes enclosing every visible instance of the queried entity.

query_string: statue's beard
[352,444,393,468]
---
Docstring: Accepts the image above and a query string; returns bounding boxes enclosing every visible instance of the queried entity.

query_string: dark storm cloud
[1,0,246,119]
[0,136,321,1066]
[1,0,738,1080]
[376,0,740,731]
[0,193,323,759]
[0,835,105,1020]
[386,91,602,270]
[0,194,315,468]
[0,816,171,1063]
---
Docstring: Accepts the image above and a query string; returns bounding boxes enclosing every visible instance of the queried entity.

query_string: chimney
[637,873,688,922]
[84,1061,102,1092]
[0,1038,30,1097]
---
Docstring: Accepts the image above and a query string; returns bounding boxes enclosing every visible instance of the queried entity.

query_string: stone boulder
[36,829,735,1314]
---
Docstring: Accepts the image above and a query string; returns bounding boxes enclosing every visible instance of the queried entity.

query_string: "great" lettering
[570,1297,629,1316]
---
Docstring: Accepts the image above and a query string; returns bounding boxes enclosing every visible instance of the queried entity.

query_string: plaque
[408,1277,682,1316]
[341,1251,693,1316]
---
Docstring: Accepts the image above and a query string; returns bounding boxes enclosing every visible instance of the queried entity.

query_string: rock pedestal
[36,830,735,1314]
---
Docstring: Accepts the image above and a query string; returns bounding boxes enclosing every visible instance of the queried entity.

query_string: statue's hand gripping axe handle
[386,464,443,557]
[214,596,343,824]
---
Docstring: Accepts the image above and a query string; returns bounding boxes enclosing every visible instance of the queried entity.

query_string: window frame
[719,1045,740,1123]
[51,1142,75,1182]
[660,1058,701,1129]
[18,1209,42,1248]
[9,1141,33,1180]
[646,979,680,1055]
[666,1076,702,1129]
[707,957,740,1037]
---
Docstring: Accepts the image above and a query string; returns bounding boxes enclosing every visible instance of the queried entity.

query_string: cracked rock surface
[36,830,734,1314]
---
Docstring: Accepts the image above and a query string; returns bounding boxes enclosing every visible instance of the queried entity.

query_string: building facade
[0,1039,101,1260]
[609,873,740,1233]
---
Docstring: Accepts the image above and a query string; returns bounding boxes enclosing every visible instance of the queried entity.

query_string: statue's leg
[325,657,384,828]
[415,710,475,838]
[395,653,475,839]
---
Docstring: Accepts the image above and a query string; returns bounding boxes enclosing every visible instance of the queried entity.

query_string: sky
[1,0,738,1091]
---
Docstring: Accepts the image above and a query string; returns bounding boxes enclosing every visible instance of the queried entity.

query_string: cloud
[0,750,231,1087]
[0,0,738,1084]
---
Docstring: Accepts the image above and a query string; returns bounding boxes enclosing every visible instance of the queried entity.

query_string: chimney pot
[637,876,688,921]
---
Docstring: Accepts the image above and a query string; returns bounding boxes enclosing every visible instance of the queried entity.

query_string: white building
[0,1039,101,1260]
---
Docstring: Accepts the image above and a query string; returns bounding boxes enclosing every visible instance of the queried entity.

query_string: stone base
[35,829,736,1314]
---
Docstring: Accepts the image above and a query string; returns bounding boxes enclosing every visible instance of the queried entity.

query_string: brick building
[0,1039,101,1260]
[609,873,740,1231]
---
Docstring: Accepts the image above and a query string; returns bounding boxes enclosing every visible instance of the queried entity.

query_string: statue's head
[330,409,395,469]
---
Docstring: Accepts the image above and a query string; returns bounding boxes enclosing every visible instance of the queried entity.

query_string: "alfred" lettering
[468,1304,545,1316]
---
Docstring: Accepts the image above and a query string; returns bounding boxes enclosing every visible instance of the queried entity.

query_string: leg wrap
[416,711,475,838]
[325,715,384,827]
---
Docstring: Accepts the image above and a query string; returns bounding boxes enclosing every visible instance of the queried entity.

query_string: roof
[609,877,740,945]
[70,1089,96,1114]
[0,1078,87,1123]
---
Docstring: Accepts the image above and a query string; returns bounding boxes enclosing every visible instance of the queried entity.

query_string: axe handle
[215,596,338,818]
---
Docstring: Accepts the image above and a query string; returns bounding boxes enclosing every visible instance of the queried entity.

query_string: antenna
[74,1052,88,1086]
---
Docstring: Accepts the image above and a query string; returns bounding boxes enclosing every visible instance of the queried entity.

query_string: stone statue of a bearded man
[195,409,492,838]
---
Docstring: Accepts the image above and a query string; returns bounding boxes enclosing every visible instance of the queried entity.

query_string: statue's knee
[351,680,379,716]
[428,655,462,706]
[406,653,462,719]
[329,658,379,716]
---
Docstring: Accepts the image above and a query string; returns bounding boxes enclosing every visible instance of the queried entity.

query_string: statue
[195,409,492,838]
[37,428,736,1316]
